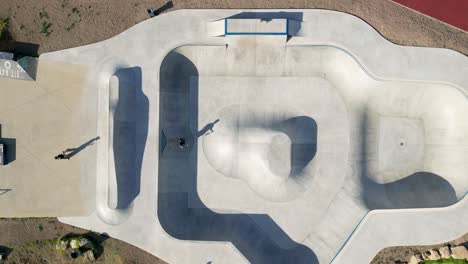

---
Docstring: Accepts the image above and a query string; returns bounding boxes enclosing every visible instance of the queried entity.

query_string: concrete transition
[1,9,467,264]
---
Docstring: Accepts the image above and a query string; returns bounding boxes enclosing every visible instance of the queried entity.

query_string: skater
[178,138,188,149]
[54,152,70,160]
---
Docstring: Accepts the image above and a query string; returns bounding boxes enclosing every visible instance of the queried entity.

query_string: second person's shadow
[63,137,100,159]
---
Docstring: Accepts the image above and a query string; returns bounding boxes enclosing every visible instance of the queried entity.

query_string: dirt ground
[0,218,166,264]
[0,0,467,56]
[0,1,467,263]
[371,232,468,264]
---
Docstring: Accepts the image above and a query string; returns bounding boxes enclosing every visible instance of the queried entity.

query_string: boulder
[423,249,441,260]
[79,238,92,248]
[409,253,424,264]
[438,246,451,258]
[451,245,468,260]
[84,250,95,261]
[70,239,80,249]
[56,240,68,250]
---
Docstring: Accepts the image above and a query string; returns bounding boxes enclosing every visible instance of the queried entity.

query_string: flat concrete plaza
[0,61,96,216]
[0,9,467,264]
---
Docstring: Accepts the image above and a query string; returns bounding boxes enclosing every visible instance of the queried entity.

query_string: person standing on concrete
[54,152,70,160]
[179,138,188,149]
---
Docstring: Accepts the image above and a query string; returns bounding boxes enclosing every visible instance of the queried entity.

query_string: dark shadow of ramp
[158,51,318,264]
[275,116,317,177]
[112,67,148,209]
[363,172,457,209]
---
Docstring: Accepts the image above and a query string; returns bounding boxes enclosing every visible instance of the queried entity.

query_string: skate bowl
[201,106,317,202]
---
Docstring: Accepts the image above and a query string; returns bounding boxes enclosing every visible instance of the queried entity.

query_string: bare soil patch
[0,218,166,264]
[0,0,466,55]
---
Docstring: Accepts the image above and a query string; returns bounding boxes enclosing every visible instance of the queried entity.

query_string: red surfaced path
[392,0,468,32]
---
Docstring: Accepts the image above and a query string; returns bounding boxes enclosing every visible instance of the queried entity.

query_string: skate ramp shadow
[112,67,148,209]
[158,51,318,264]
[363,171,457,209]
[274,116,317,177]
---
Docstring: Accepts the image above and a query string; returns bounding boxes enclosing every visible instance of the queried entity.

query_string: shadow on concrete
[360,112,458,209]
[274,116,317,177]
[228,11,303,38]
[197,119,219,137]
[158,51,318,264]
[64,137,100,159]
[363,172,457,209]
[112,67,148,209]
[0,138,16,164]
[154,1,174,16]
[228,11,303,21]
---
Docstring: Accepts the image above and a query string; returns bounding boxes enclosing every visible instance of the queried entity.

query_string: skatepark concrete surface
[1,9,467,264]
[0,61,95,216]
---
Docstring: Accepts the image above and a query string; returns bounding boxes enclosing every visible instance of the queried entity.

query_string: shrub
[0,18,8,39]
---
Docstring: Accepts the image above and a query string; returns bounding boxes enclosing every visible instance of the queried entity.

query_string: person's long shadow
[197,119,219,137]
[158,50,318,264]
[63,137,100,159]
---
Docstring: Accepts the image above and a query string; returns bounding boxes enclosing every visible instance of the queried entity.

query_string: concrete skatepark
[0,9,467,264]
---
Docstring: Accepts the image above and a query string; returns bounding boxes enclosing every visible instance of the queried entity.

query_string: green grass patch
[421,258,468,264]
[40,21,52,36]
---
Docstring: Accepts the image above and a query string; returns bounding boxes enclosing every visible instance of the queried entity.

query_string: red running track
[392,0,468,31]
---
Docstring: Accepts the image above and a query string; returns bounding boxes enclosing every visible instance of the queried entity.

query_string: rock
[56,240,68,250]
[409,253,424,264]
[439,246,451,258]
[423,249,441,260]
[84,250,95,261]
[70,239,80,249]
[451,245,468,259]
[79,238,91,248]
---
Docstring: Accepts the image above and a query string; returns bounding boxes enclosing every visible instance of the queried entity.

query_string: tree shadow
[158,50,318,263]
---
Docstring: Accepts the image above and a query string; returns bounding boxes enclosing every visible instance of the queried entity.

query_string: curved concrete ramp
[202,105,317,202]
[109,67,148,209]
